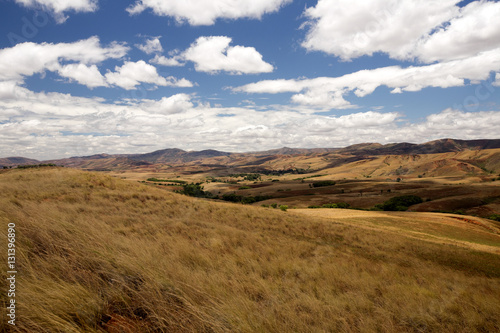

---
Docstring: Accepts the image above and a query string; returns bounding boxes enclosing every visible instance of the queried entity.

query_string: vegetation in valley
[308,202,351,209]
[374,195,424,211]
[311,180,337,188]
[146,178,186,184]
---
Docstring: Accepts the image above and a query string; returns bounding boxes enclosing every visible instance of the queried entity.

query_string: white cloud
[150,54,184,67]
[136,37,163,54]
[302,0,459,61]
[57,63,107,88]
[154,36,273,74]
[0,81,28,100]
[234,48,500,109]
[126,0,292,26]
[301,0,500,63]
[416,1,500,63]
[105,60,194,90]
[0,37,128,85]
[0,38,193,91]
[15,0,98,23]
[494,73,500,87]
[1,83,500,160]
[140,94,195,114]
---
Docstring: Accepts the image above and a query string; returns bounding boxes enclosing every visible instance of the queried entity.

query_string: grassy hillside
[1,168,500,332]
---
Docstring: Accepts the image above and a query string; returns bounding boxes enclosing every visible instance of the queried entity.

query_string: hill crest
[2,138,500,169]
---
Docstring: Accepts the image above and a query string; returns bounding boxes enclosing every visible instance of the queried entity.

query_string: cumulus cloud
[15,0,98,23]
[150,54,184,67]
[302,0,500,63]
[0,38,192,90]
[105,60,193,90]
[416,1,500,63]
[0,37,128,84]
[234,48,500,108]
[140,94,195,114]
[2,84,500,160]
[136,37,163,54]
[57,63,107,88]
[126,0,292,26]
[153,36,274,75]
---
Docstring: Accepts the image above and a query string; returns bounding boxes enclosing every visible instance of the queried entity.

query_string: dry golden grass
[293,209,500,254]
[1,168,500,332]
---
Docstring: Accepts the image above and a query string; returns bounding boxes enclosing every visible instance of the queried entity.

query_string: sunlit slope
[1,168,499,332]
[184,148,500,180]
[315,149,500,179]
[293,209,500,254]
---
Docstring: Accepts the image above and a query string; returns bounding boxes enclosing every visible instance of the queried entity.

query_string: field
[1,167,500,332]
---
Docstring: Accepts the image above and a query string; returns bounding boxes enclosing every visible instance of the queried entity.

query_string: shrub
[375,195,423,211]
[279,205,288,211]
[271,203,278,209]
[335,202,351,209]
[17,163,57,169]
[321,203,338,208]
[238,186,251,190]
[179,183,212,198]
[489,214,500,222]
[221,193,271,204]
[308,202,350,209]
[312,180,336,188]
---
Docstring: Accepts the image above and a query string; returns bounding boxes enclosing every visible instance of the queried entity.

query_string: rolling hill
[53,138,500,177]
[0,157,41,168]
[0,167,499,332]
[4,138,500,220]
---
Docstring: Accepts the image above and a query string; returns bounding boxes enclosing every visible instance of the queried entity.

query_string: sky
[0,0,500,160]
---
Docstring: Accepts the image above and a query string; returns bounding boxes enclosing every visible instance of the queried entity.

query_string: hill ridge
[2,138,500,169]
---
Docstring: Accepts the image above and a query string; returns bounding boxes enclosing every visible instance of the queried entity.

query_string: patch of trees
[375,195,423,211]
[261,203,288,211]
[308,202,351,209]
[178,183,213,198]
[258,168,308,176]
[221,193,272,204]
[312,180,337,188]
[228,173,261,181]
[16,163,58,169]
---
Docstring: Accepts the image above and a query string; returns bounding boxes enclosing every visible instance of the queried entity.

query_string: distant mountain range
[2,138,500,169]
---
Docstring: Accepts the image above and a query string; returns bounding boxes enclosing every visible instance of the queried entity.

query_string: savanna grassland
[109,147,500,219]
[1,167,500,332]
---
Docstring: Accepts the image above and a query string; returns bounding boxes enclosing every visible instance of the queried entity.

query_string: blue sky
[1,0,500,159]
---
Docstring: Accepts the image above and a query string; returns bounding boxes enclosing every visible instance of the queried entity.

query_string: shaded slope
[0,157,41,168]
[338,138,500,156]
